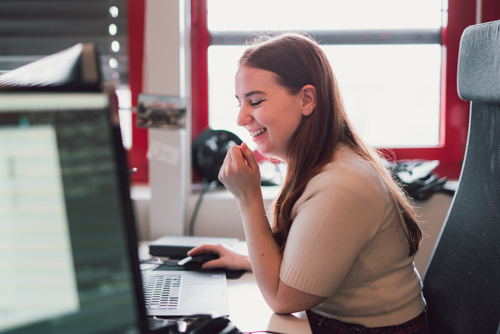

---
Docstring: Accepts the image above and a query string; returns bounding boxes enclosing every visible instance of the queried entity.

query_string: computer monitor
[0,91,149,334]
[0,43,101,92]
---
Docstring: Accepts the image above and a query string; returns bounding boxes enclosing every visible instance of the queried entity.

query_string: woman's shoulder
[307,145,389,199]
[291,144,395,228]
[318,145,377,180]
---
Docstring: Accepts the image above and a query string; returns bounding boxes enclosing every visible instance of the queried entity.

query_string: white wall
[143,0,191,239]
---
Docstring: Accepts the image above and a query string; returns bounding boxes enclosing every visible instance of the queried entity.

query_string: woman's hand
[187,243,252,271]
[218,143,261,204]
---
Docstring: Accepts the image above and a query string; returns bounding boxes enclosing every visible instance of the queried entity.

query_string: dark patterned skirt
[306,310,430,334]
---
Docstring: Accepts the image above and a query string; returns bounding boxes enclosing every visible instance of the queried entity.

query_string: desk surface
[227,272,311,333]
[139,242,311,333]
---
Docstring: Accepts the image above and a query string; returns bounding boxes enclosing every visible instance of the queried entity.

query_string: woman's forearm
[236,193,284,309]
[236,195,326,314]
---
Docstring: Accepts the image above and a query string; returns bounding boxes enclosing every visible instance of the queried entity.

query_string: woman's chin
[256,147,282,161]
[255,144,270,156]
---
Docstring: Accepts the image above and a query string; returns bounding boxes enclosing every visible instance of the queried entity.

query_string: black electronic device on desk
[384,159,454,200]
[149,235,240,258]
[149,236,245,279]
[177,254,219,271]
[146,246,246,280]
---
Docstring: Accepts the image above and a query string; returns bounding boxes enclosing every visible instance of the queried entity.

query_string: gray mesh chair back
[422,20,500,334]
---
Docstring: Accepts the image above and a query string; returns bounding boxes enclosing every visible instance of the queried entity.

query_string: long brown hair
[239,33,422,256]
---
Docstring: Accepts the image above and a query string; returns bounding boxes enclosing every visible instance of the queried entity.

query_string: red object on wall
[127,0,148,183]
[191,0,210,142]
[482,0,500,23]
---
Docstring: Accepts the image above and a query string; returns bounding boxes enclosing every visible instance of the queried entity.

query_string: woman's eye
[250,100,264,106]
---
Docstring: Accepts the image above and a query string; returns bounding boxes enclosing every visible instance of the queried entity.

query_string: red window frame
[128,0,500,183]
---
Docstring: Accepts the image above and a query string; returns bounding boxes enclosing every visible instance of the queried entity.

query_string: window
[207,0,442,147]
[128,0,492,182]
[209,44,442,148]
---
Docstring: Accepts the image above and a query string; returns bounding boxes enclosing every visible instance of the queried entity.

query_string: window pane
[208,44,441,149]
[116,88,132,150]
[324,44,441,148]
[208,46,248,145]
[208,0,442,31]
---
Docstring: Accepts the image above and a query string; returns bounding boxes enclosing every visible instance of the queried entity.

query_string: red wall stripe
[482,0,500,23]
[127,0,148,183]
[190,0,210,142]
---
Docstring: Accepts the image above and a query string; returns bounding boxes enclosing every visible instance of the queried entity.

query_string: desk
[227,272,311,333]
[139,242,312,333]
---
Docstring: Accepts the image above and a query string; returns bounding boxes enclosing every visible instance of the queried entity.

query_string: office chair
[422,20,500,334]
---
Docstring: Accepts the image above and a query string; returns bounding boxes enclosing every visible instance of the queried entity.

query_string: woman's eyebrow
[245,90,266,98]
[235,90,266,100]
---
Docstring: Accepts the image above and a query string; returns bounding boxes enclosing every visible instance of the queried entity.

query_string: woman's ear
[301,85,316,116]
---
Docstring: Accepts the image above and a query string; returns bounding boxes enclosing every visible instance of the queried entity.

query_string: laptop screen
[0,93,146,334]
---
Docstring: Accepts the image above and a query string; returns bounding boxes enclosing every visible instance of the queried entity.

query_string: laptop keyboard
[142,274,182,310]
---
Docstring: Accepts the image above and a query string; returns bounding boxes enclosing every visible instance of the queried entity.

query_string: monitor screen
[0,93,143,334]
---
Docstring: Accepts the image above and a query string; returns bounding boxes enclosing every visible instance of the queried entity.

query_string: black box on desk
[149,236,240,259]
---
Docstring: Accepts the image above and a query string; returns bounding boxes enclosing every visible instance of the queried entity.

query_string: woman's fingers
[187,243,250,271]
[224,144,259,175]
[240,143,259,171]
[219,144,262,202]
[228,145,246,168]
[219,145,247,182]
[187,243,221,256]
[201,258,227,270]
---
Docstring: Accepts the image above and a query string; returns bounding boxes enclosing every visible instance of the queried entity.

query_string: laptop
[142,267,228,317]
[0,89,228,333]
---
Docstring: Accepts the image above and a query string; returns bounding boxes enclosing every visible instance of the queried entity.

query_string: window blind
[0,0,128,86]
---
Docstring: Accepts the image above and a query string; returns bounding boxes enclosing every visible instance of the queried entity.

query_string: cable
[188,180,215,236]
[243,331,287,334]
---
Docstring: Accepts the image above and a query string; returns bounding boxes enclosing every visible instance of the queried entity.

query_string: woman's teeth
[250,128,267,137]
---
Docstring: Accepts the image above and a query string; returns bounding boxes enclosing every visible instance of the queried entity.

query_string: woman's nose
[236,106,252,127]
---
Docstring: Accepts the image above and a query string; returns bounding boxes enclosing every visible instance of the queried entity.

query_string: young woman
[188,33,429,333]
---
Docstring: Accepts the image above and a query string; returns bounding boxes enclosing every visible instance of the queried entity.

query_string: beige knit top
[279,145,425,328]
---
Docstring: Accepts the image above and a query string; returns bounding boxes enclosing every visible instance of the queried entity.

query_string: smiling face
[235,65,307,162]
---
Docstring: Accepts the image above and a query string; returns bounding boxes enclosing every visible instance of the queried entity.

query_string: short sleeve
[279,159,393,297]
